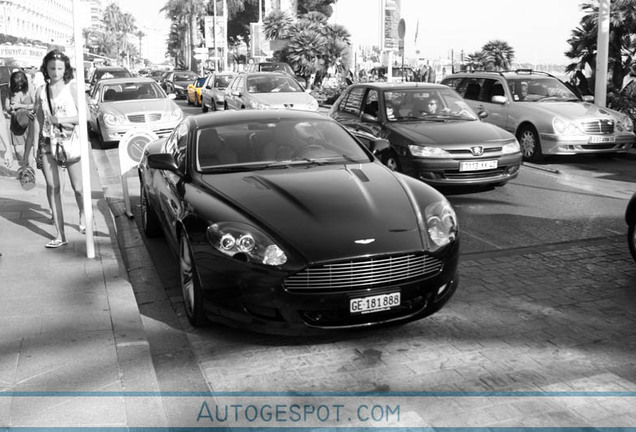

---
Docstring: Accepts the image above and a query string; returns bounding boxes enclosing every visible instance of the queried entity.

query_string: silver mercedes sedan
[87,77,183,144]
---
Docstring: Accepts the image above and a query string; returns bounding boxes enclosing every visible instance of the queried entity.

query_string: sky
[110,0,587,66]
[331,0,587,66]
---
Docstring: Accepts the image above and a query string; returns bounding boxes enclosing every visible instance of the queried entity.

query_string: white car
[87,77,183,144]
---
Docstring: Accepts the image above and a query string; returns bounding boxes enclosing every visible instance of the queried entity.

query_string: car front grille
[284,253,442,292]
[579,119,614,134]
[127,113,163,123]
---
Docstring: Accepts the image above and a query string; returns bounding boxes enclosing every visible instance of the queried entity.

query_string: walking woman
[26,50,85,248]
[5,70,36,165]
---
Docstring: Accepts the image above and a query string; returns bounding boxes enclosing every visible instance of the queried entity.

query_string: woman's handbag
[45,83,81,167]
[51,125,81,167]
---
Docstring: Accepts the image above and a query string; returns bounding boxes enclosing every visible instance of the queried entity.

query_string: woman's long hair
[40,49,74,84]
[9,70,29,94]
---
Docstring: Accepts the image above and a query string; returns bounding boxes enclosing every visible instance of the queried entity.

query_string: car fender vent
[350,168,369,182]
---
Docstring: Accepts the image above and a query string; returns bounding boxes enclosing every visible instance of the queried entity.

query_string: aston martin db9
[138,110,460,334]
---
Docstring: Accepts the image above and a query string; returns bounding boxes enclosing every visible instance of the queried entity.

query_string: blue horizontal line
[1,391,636,397]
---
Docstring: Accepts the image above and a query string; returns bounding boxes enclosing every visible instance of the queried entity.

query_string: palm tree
[102,3,137,67]
[464,51,488,71]
[162,0,207,70]
[262,10,294,40]
[481,40,515,71]
[566,0,636,92]
[285,29,327,79]
[91,30,118,61]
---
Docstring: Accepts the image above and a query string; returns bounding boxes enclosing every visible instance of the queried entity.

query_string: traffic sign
[118,129,159,174]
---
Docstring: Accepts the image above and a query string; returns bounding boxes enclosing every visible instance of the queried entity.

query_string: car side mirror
[232,90,241,97]
[583,95,594,103]
[491,95,507,104]
[205,85,211,89]
[167,93,176,100]
[361,113,378,123]
[369,138,390,154]
[147,153,180,173]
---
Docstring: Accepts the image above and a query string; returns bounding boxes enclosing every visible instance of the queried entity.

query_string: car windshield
[247,75,303,93]
[384,88,478,121]
[102,81,164,102]
[507,76,580,102]
[214,75,233,88]
[196,118,371,171]
[195,77,206,87]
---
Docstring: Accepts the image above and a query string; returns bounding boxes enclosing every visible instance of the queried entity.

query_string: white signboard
[118,129,159,174]
[204,16,226,49]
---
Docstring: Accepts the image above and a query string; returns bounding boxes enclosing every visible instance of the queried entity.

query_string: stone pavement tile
[0,338,21,390]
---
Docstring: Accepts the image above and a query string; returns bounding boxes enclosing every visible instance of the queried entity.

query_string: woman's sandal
[45,239,68,248]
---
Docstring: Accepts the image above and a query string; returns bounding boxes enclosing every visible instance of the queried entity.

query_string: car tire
[381,151,401,171]
[517,125,543,163]
[179,231,207,326]
[211,99,217,111]
[140,185,162,238]
[629,223,636,262]
[202,101,208,113]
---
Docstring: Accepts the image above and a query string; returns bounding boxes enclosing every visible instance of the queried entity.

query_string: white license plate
[459,160,498,172]
[589,135,615,143]
[350,292,401,314]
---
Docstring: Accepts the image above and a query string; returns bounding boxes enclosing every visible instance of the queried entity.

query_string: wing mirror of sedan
[369,138,390,154]
[147,153,180,173]
[167,93,177,100]
[582,95,594,103]
[491,95,507,104]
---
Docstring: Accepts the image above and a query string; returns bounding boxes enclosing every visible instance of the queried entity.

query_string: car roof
[98,77,157,85]
[187,110,329,129]
[444,69,559,80]
[237,71,292,77]
[95,66,129,71]
[350,82,449,90]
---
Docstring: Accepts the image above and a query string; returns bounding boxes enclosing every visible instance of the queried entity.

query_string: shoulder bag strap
[45,84,63,132]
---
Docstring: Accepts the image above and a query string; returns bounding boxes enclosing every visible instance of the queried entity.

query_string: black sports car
[138,110,460,335]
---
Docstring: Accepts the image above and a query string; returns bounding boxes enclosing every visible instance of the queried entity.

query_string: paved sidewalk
[0,155,164,427]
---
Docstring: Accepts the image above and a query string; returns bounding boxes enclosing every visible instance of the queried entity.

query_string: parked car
[224,72,319,112]
[187,76,207,107]
[87,66,132,92]
[201,72,235,112]
[328,82,522,188]
[147,69,167,82]
[87,77,183,144]
[246,61,295,75]
[441,69,636,162]
[626,192,636,262]
[138,110,460,334]
[163,70,198,99]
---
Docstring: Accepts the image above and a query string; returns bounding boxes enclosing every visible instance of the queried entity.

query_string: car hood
[390,119,514,145]
[198,163,430,263]
[520,101,624,120]
[251,92,317,110]
[101,98,177,115]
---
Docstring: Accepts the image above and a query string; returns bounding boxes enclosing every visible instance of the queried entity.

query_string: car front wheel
[518,125,543,162]
[179,231,207,326]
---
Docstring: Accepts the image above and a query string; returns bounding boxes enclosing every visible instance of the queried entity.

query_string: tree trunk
[189,13,197,71]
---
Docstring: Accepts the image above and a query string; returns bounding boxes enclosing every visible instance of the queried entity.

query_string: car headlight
[103,112,126,126]
[501,140,521,154]
[409,145,452,158]
[424,199,457,251]
[616,113,633,132]
[553,117,582,135]
[206,222,288,266]
[165,108,183,121]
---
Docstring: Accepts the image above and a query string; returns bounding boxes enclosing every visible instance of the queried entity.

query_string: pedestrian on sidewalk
[26,50,85,249]
[5,70,36,166]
